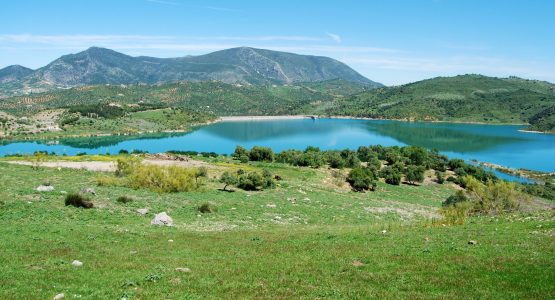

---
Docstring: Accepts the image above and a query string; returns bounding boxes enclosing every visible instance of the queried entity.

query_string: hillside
[328,75,555,131]
[0,47,381,97]
[0,80,351,116]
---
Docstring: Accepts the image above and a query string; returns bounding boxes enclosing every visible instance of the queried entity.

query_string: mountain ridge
[0,46,381,96]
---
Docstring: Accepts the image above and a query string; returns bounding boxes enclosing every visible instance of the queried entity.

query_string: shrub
[232,146,250,163]
[65,193,93,209]
[326,151,346,169]
[116,195,134,203]
[442,190,467,207]
[403,146,429,166]
[435,170,445,184]
[125,164,200,193]
[405,165,425,185]
[237,170,275,191]
[115,157,141,177]
[118,149,129,155]
[198,203,217,213]
[380,166,401,185]
[344,152,361,168]
[219,171,238,191]
[195,166,208,184]
[347,167,377,192]
[249,146,274,162]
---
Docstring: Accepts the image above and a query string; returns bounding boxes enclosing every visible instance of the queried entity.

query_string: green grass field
[0,159,553,299]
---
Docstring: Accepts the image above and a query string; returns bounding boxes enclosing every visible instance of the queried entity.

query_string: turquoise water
[1,118,553,175]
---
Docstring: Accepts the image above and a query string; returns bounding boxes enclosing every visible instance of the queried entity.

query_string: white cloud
[326,32,342,43]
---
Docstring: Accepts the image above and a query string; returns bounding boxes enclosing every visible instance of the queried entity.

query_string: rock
[36,185,54,192]
[266,204,277,208]
[175,267,191,273]
[381,230,387,234]
[136,208,149,216]
[129,250,138,255]
[53,293,65,300]
[352,260,365,267]
[80,188,96,196]
[468,240,477,245]
[168,239,174,243]
[151,212,173,226]
[71,260,83,267]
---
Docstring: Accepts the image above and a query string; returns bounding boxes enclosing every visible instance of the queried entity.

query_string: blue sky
[0,0,553,85]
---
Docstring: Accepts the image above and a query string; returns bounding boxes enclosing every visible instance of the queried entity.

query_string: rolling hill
[0,47,381,97]
[328,74,555,131]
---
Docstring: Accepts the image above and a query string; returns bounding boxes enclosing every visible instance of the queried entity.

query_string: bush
[237,170,275,191]
[65,193,93,209]
[116,195,134,203]
[435,170,445,184]
[347,167,377,192]
[232,146,250,163]
[198,203,217,213]
[219,171,238,191]
[118,149,129,155]
[442,190,467,207]
[326,151,346,169]
[380,166,401,185]
[115,157,141,177]
[249,146,274,162]
[131,165,198,192]
[405,165,425,185]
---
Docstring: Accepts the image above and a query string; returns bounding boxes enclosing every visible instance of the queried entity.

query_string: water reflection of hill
[200,119,343,142]
[47,132,190,149]
[366,122,526,152]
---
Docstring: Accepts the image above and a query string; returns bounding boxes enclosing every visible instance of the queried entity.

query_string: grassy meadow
[0,154,553,299]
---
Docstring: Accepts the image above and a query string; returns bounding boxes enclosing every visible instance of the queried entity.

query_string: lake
[1,118,554,174]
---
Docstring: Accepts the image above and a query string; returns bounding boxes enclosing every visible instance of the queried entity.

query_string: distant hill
[329,74,555,131]
[0,65,33,83]
[0,47,381,97]
[0,80,350,116]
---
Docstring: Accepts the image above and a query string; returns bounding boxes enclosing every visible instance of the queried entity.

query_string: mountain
[328,74,555,130]
[0,47,381,96]
[0,65,33,83]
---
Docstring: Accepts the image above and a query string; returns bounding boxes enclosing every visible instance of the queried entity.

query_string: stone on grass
[80,188,96,196]
[36,185,54,192]
[266,204,277,208]
[151,212,173,226]
[71,260,83,267]
[136,208,149,216]
[175,267,191,273]
[53,293,65,300]
[352,260,365,267]
[468,240,477,245]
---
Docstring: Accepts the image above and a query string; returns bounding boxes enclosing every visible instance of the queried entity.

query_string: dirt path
[4,157,209,172]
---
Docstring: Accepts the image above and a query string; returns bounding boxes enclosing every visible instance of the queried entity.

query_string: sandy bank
[219,115,312,122]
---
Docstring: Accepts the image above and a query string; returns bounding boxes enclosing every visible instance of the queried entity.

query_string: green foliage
[219,171,238,191]
[126,164,199,193]
[328,74,555,127]
[232,146,250,163]
[65,193,93,208]
[435,170,446,184]
[198,203,217,213]
[237,170,275,191]
[521,182,555,201]
[248,146,274,162]
[347,167,377,192]
[405,165,425,184]
[116,195,134,204]
[442,190,468,207]
[380,166,401,185]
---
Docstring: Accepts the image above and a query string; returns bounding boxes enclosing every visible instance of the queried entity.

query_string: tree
[405,165,425,185]
[403,146,428,166]
[347,167,377,192]
[219,171,238,191]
